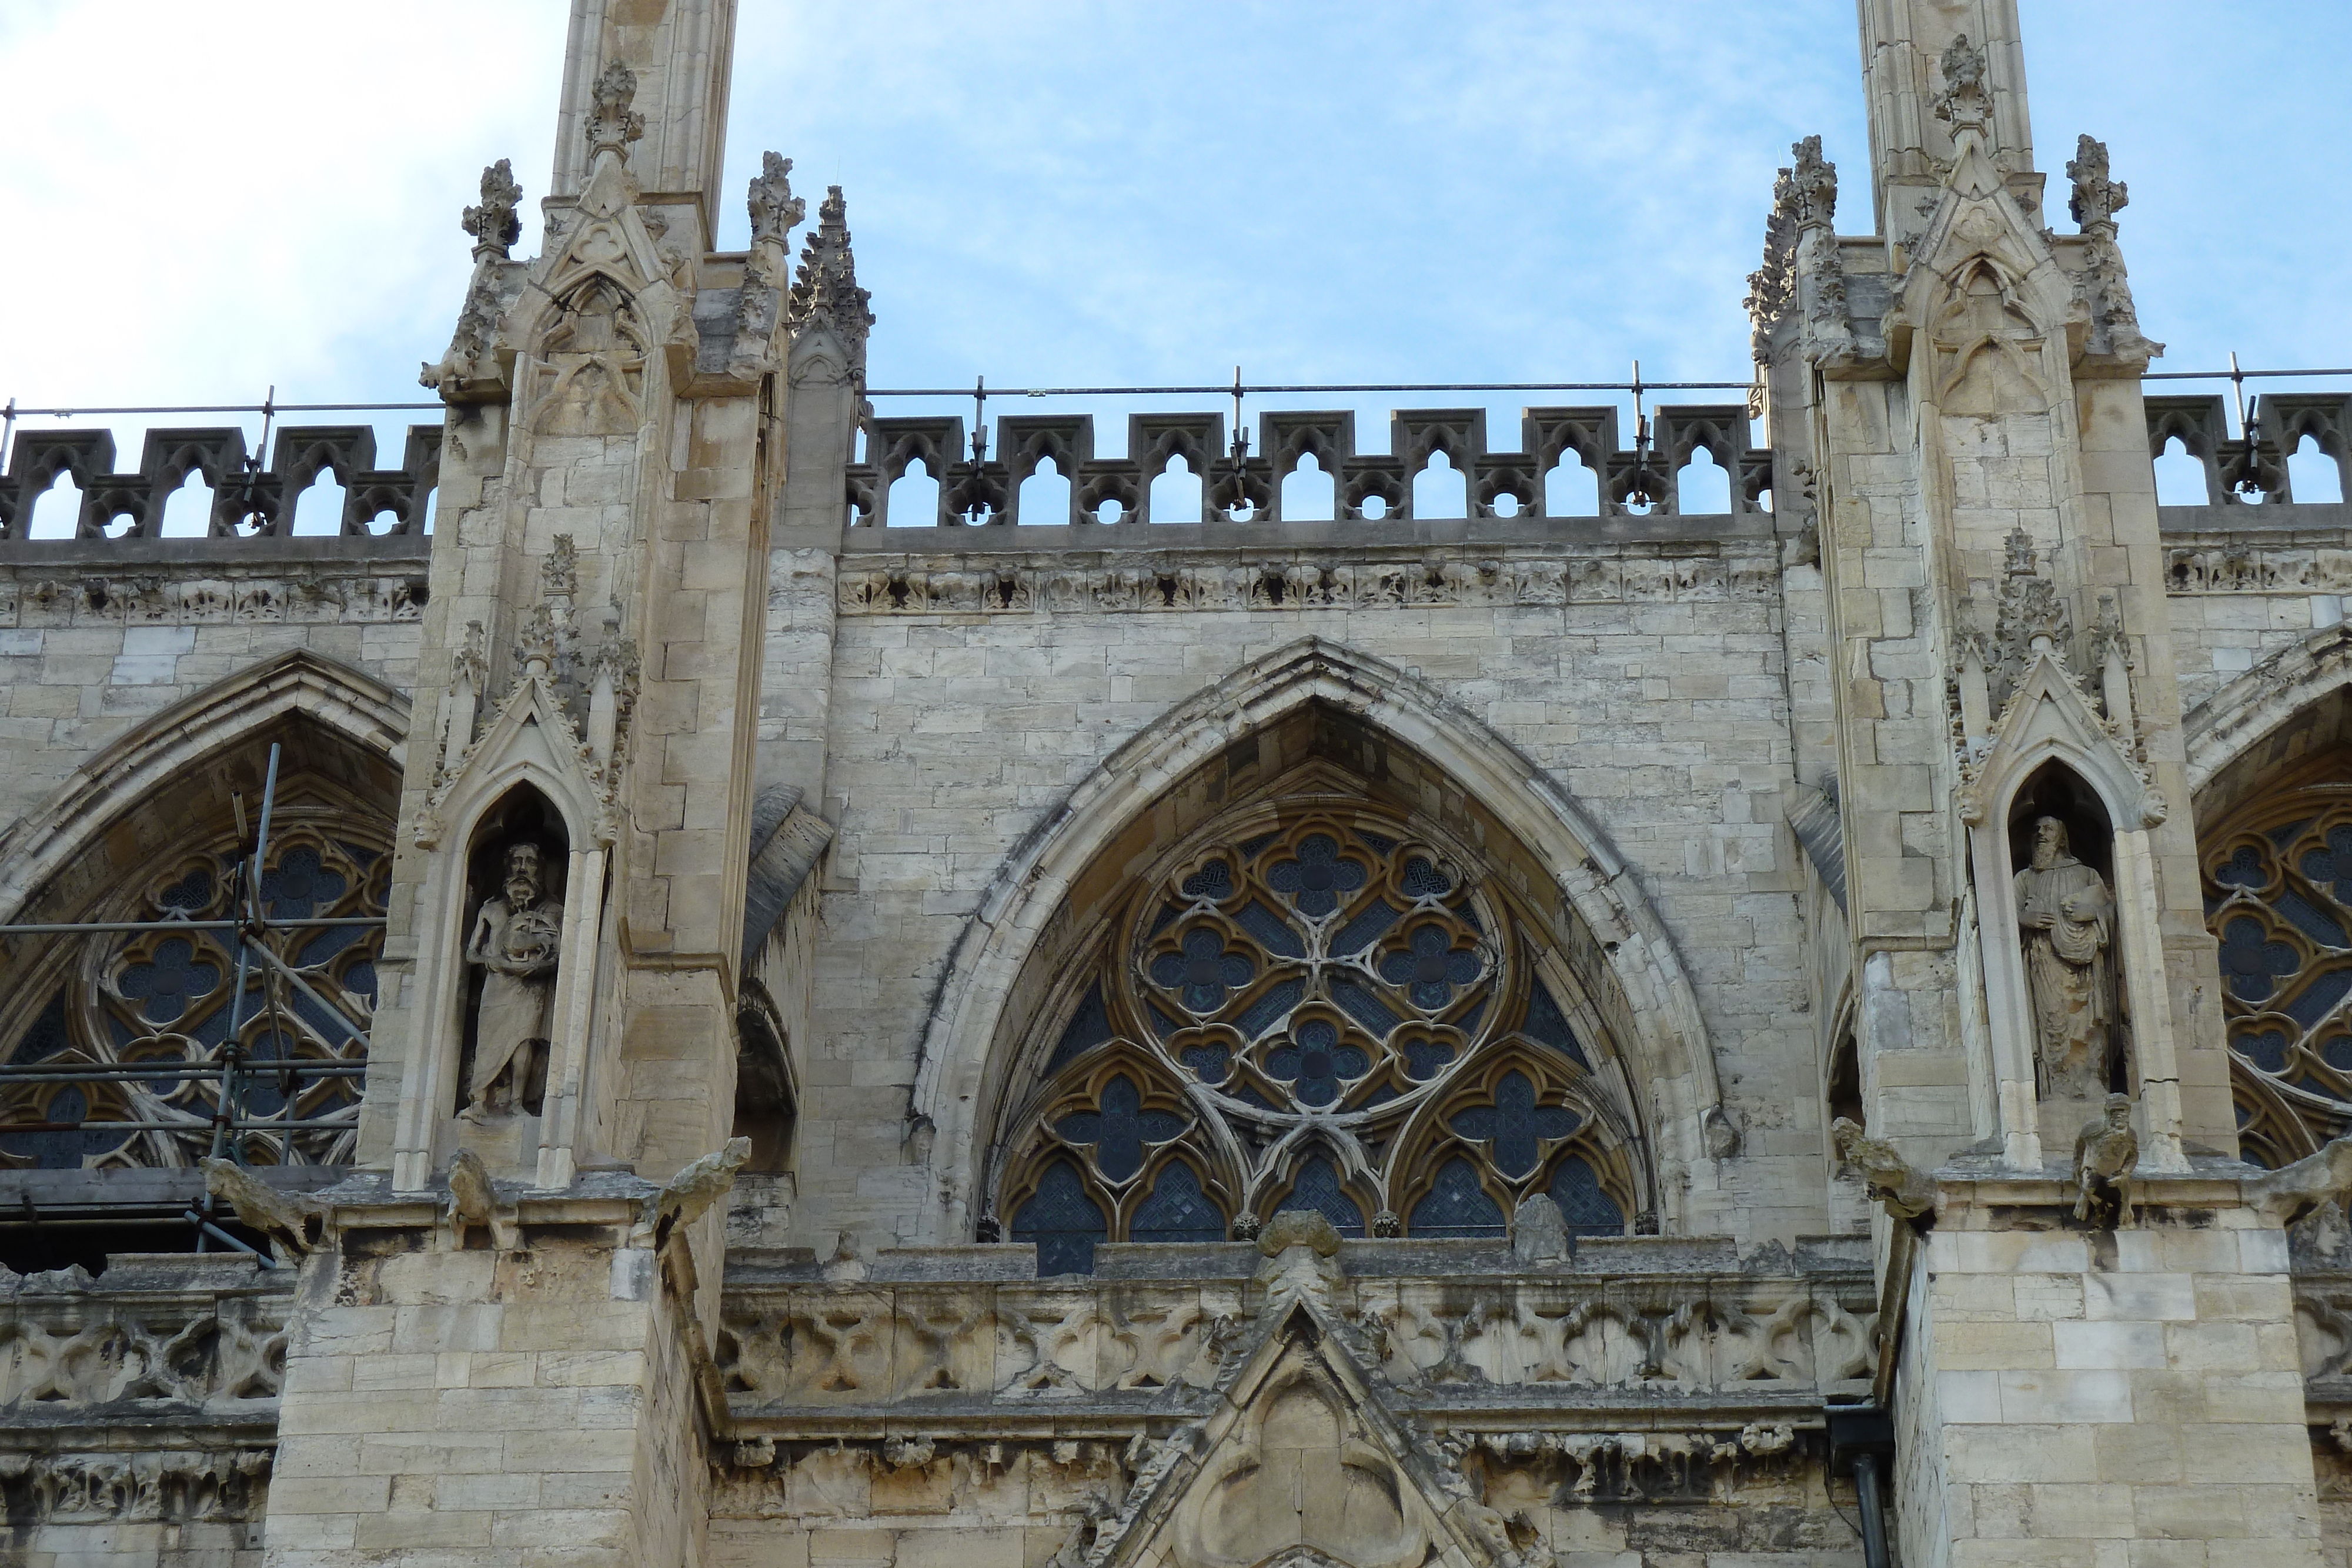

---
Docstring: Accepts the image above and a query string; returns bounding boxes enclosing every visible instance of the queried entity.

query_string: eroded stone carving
[1510,1193,1572,1264]
[199,1157,319,1256]
[584,58,646,165]
[462,158,524,262]
[789,185,876,367]
[2016,817,2117,1101]
[1829,1118,1936,1219]
[748,151,807,251]
[461,841,564,1122]
[642,1135,754,1238]
[2066,135,2126,232]
[2249,1135,2352,1223]
[2071,1093,2139,1225]
[1932,33,1992,136]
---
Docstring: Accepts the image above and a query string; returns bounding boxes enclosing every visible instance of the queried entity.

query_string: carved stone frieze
[0,1447,273,1525]
[2164,536,2352,596]
[716,1266,1873,1416]
[0,1266,290,1410]
[831,545,1775,617]
[0,560,426,630]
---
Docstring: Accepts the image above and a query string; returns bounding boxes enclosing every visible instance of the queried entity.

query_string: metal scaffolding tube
[0,918,383,936]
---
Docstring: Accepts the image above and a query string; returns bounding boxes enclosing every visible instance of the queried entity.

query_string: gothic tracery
[2200,767,2352,1166]
[995,800,1637,1273]
[0,787,389,1170]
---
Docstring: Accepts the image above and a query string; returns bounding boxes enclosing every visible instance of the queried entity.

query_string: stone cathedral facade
[5,1,2352,1564]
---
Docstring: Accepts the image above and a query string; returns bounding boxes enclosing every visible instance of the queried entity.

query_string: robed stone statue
[2014,816,2116,1100]
[461,841,564,1121]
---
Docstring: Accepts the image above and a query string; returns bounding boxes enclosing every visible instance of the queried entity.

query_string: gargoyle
[2072,1094,2139,1226]
[442,1149,519,1251]
[2244,1132,2352,1225]
[199,1159,320,1259]
[639,1136,752,1243]
[1829,1118,1936,1219]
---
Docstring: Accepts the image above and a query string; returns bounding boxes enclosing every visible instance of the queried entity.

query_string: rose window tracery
[998,806,1638,1273]
[0,801,389,1170]
[2199,781,2352,1167]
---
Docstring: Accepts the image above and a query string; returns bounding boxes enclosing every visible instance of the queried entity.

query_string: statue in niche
[460,842,563,1122]
[2014,815,2117,1100]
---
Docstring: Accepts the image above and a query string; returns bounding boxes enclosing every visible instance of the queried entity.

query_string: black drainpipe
[1826,1405,1895,1568]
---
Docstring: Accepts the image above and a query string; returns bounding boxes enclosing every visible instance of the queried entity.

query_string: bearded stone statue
[461,841,564,1121]
[2013,816,2116,1101]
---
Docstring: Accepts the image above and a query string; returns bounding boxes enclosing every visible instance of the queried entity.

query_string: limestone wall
[788,521,1826,1251]
[0,538,427,831]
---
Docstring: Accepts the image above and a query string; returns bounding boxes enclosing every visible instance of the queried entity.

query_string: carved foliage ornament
[787,185,876,362]
[461,158,523,261]
[995,804,1637,1273]
[1933,33,1992,136]
[584,58,646,163]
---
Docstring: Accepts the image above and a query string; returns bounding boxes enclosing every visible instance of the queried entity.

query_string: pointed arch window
[2197,773,2352,1167]
[0,777,390,1169]
[994,803,1639,1271]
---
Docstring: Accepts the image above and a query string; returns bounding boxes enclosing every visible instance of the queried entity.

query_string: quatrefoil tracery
[2201,790,2352,1168]
[1002,803,1638,1266]
[0,811,390,1171]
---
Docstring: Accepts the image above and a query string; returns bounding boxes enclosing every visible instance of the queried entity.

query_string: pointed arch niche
[1960,651,2180,1172]
[387,670,614,1193]
[0,660,404,1170]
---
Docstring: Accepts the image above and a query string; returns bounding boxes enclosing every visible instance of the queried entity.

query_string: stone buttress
[257,2,783,1563]
[1760,1,2326,1560]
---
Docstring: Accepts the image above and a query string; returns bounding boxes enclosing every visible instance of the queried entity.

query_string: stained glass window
[0,793,390,1171]
[995,805,1639,1268]
[2200,784,2352,1168]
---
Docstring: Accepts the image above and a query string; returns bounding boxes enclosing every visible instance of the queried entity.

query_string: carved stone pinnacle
[585,58,646,163]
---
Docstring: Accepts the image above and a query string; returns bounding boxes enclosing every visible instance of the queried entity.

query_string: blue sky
[2,1,2346,509]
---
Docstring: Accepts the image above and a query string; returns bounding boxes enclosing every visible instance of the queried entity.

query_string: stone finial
[461,159,523,262]
[516,603,559,678]
[541,534,578,599]
[584,58,646,165]
[747,152,806,249]
[2066,134,2128,232]
[1933,33,1993,135]
[1993,527,2068,700]
[788,185,876,363]
[1829,1118,1936,1219]
[452,620,489,693]
[1788,135,1836,231]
